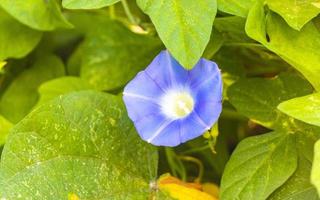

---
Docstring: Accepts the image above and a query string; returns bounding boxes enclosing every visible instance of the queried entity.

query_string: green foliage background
[0,0,320,199]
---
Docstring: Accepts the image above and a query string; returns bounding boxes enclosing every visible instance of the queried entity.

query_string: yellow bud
[202,183,219,199]
[158,174,218,200]
[210,123,219,137]
[203,131,211,139]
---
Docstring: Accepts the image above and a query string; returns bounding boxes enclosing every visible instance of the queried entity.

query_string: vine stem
[178,156,204,183]
[121,0,138,25]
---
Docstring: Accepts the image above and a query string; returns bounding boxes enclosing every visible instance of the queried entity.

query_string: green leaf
[220,132,297,200]
[266,0,320,30]
[270,132,319,200]
[278,93,320,127]
[67,44,84,76]
[213,47,246,99]
[63,0,120,9]
[64,11,105,35]
[65,12,111,76]
[217,0,256,17]
[185,134,230,178]
[137,0,217,69]
[227,73,313,129]
[0,0,72,31]
[0,55,65,123]
[202,28,224,59]
[37,76,94,106]
[79,20,162,91]
[312,140,320,196]
[213,16,254,43]
[213,47,246,79]
[0,115,12,145]
[246,1,320,91]
[0,9,42,60]
[155,191,176,200]
[270,157,319,200]
[0,91,158,199]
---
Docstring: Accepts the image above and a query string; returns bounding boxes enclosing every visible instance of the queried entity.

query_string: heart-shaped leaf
[137,0,217,69]
[0,91,158,199]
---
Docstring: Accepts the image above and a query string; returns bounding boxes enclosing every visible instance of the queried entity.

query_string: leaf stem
[109,5,115,19]
[121,0,137,25]
[223,42,264,48]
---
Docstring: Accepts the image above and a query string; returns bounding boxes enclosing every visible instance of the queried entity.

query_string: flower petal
[195,79,222,104]
[188,58,222,125]
[134,113,180,146]
[124,71,164,98]
[179,112,211,143]
[194,101,222,129]
[149,121,181,146]
[123,95,161,122]
[189,59,222,100]
[123,71,164,121]
[145,50,189,89]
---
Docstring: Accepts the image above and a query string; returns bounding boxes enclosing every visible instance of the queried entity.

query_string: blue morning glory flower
[123,50,222,146]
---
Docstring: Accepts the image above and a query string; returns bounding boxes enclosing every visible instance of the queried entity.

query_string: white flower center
[160,90,195,119]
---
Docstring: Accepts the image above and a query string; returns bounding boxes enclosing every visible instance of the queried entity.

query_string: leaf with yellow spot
[68,193,80,200]
[0,91,158,199]
[0,61,7,70]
